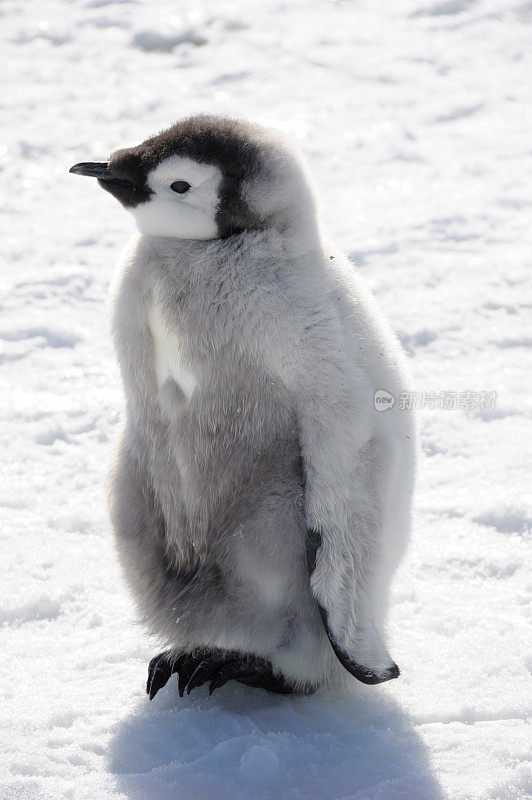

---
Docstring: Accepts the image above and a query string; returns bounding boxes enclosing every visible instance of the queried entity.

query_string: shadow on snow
[107,680,446,800]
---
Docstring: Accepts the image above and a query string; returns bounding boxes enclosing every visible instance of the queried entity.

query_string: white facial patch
[132,155,222,240]
[148,293,197,402]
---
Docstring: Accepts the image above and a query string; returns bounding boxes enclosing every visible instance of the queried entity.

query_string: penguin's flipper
[307,529,399,685]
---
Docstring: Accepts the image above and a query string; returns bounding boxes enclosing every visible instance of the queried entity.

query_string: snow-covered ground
[1,1,531,798]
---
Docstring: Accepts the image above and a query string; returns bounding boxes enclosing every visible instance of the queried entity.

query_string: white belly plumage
[147,299,197,401]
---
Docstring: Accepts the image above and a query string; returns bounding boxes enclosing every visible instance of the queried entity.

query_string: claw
[147,653,174,700]
[177,656,196,697]
[186,659,216,695]
[207,659,242,695]
[208,669,232,695]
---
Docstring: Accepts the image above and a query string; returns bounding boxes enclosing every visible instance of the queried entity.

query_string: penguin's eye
[170,180,191,194]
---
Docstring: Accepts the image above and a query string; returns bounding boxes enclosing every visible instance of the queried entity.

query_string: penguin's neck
[137,222,324,275]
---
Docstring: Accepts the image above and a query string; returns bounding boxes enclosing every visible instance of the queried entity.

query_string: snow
[1,0,531,798]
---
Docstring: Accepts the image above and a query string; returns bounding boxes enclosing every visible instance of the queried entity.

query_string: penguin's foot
[197,652,308,696]
[147,648,311,699]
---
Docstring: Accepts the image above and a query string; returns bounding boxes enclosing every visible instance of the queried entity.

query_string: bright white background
[1,1,530,798]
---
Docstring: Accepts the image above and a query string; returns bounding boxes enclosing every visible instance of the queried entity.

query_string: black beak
[69,162,117,181]
[69,158,148,207]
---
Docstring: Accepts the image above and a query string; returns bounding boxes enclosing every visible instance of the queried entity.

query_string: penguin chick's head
[70,115,317,240]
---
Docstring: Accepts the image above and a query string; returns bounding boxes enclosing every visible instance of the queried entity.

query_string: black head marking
[96,151,153,208]
[106,114,264,238]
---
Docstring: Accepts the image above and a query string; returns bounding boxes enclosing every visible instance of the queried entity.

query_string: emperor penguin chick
[70,115,416,698]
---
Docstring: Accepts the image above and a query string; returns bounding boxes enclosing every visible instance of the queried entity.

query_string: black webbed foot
[185,651,311,696]
[232,660,309,695]
[146,648,311,699]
